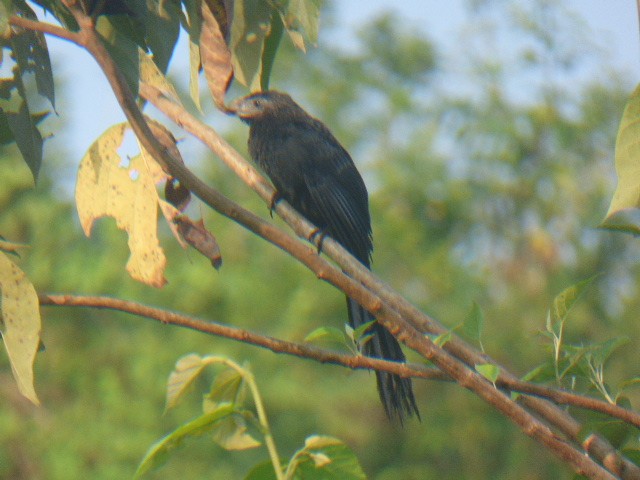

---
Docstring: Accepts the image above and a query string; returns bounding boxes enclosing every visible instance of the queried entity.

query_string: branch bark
[38,293,447,382]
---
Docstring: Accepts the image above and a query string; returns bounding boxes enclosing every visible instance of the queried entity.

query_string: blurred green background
[1,1,639,479]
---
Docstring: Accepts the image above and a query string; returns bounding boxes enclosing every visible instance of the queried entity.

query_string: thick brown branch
[38,293,447,382]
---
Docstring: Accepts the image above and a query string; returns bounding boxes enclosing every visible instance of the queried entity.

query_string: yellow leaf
[139,50,181,104]
[0,252,41,405]
[605,83,640,218]
[75,123,167,287]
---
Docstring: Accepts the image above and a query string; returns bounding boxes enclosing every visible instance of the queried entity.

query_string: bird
[230,90,419,423]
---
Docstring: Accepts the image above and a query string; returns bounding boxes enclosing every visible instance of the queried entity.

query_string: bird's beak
[227,97,244,116]
[228,96,264,120]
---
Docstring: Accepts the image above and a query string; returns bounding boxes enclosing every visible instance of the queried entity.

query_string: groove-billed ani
[231,91,419,422]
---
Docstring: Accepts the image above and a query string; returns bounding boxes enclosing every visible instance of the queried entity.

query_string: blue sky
[40,1,640,177]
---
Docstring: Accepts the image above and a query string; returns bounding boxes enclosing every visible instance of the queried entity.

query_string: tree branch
[9,15,82,44]
[38,293,447,382]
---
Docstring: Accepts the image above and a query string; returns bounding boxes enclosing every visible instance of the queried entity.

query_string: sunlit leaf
[304,326,347,346]
[139,50,180,104]
[604,83,640,220]
[211,413,261,451]
[0,252,41,405]
[75,123,167,287]
[166,353,209,410]
[600,208,640,237]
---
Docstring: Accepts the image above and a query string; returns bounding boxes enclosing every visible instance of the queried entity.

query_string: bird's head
[229,91,304,124]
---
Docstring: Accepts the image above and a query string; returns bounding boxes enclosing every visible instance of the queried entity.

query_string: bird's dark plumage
[232,90,419,422]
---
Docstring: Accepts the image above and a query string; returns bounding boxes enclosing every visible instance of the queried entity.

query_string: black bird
[231,91,419,422]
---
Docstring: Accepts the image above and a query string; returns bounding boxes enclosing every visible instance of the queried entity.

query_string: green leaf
[230,0,272,91]
[165,353,210,410]
[352,319,376,343]
[277,0,320,52]
[475,363,500,384]
[521,362,556,383]
[96,16,140,97]
[621,449,640,467]
[552,275,599,326]
[244,459,281,480]
[304,326,347,346]
[138,0,181,74]
[0,252,41,405]
[285,435,366,480]
[433,329,453,347]
[604,83,640,220]
[134,404,236,478]
[182,0,203,110]
[9,1,55,108]
[260,10,283,91]
[203,365,247,412]
[587,337,629,367]
[0,86,46,182]
[463,301,484,349]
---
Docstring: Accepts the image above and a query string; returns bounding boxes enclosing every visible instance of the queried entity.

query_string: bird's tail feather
[347,297,420,423]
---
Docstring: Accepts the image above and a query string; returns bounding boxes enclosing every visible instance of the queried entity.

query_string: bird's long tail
[347,297,420,423]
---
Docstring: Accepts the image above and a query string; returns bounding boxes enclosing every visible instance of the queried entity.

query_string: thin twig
[38,293,445,382]
[9,15,81,44]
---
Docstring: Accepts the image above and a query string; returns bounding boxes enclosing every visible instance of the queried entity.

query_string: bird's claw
[309,228,327,254]
[268,191,282,217]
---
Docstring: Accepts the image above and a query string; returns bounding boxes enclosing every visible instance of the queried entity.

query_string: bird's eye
[252,98,262,108]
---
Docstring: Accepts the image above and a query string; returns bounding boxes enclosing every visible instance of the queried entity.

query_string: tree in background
[1,1,639,479]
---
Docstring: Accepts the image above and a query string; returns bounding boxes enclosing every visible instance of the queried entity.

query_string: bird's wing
[300,142,373,264]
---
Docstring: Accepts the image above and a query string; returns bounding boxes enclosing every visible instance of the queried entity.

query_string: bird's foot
[309,228,327,254]
[268,191,282,218]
